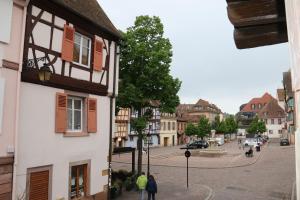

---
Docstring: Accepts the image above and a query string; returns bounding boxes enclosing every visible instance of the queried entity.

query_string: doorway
[164,137,168,147]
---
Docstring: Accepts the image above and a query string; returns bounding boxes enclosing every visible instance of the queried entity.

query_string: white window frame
[67,96,83,132]
[73,32,91,67]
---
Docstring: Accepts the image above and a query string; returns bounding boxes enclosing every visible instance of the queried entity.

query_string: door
[172,135,175,146]
[28,170,50,200]
[164,137,168,147]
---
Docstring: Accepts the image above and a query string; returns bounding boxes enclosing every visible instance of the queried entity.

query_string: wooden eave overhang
[226,0,288,49]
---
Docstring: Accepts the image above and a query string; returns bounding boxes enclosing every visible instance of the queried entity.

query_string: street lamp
[147,124,153,178]
[38,63,52,82]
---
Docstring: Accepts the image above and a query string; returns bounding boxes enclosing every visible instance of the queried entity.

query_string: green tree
[185,123,198,137]
[216,121,227,134]
[197,116,211,140]
[247,116,266,135]
[225,115,238,139]
[118,16,181,175]
[211,115,221,130]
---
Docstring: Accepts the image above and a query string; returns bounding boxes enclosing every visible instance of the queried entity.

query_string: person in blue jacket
[146,175,157,200]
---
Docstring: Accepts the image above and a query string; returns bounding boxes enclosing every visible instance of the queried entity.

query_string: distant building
[114,108,130,147]
[176,99,222,142]
[237,93,286,138]
[258,99,286,138]
[283,71,295,143]
[160,113,177,146]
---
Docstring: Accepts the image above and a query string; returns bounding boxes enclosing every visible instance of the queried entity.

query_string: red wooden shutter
[93,37,103,71]
[55,93,67,133]
[29,170,49,200]
[61,24,75,62]
[87,98,97,133]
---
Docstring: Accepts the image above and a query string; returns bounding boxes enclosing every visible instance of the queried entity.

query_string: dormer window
[73,32,91,67]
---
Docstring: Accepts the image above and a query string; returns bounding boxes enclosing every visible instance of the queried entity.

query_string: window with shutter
[61,25,75,62]
[87,98,97,132]
[55,93,67,133]
[28,170,50,200]
[93,38,103,71]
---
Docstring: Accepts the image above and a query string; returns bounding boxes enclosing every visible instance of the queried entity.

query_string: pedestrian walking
[136,172,148,200]
[146,175,157,200]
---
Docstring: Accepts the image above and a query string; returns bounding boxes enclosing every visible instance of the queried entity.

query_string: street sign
[185,150,191,158]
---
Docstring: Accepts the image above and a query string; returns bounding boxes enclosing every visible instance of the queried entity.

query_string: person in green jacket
[136,172,148,200]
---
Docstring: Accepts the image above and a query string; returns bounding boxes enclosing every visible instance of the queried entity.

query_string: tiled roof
[277,89,285,101]
[241,93,275,113]
[258,99,285,119]
[52,0,121,39]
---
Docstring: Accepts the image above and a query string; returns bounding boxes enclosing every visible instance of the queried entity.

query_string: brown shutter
[93,37,103,71]
[87,98,97,133]
[29,170,49,200]
[61,24,75,62]
[55,93,67,133]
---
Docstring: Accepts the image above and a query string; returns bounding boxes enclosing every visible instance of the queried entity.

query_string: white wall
[284,1,300,197]
[16,83,110,199]
[0,0,13,43]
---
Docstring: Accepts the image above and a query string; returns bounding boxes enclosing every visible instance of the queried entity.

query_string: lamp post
[147,125,152,178]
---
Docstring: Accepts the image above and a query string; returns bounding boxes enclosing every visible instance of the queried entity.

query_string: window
[258,104,262,109]
[168,122,171,130]
[73,32,91,66]
[70,164,88,199]
[269,130,273,134]
[172,122,176,130]
[251,104,255,110]
[130,136,133,141]
[271,119,274,124]
[278,118,282,125]
[67,96,83,132]
[265,119,268,124]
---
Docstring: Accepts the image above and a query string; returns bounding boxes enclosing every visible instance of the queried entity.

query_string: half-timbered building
[15,0,120,199]
[114,108,130,147]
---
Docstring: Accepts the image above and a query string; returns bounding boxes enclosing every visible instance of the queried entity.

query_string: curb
[291,180,296,200]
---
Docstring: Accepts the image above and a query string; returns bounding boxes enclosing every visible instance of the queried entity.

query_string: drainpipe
[107,42,119,200]
[12,0,29,199]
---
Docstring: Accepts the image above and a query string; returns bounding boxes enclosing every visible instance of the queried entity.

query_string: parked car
[280,138,290,146]
[215,137,224,146]
[187,140,209,149]
[243,138,260,147]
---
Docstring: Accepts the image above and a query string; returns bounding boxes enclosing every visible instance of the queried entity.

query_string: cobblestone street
[112,140,295,200]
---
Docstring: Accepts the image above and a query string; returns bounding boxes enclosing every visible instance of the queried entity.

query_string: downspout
[107,42,119,200]
[12,0,29,199]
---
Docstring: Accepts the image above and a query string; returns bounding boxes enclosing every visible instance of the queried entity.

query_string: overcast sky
[99,0,290,114]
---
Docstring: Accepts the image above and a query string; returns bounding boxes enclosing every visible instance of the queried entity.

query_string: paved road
[113,141,295,200]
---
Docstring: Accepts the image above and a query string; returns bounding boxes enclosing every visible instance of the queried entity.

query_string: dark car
[187,140,209,149]
[280,138,290,146]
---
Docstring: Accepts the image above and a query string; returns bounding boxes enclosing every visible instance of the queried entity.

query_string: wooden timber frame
[226,0,288,49]
[22,0,120,96]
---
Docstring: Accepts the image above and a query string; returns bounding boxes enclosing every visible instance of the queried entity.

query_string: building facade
[0,0,28,199]
[114,108,130,148]
[160,113,177,147]
[258,99,286,138]
[126,107,161,148]
[14,0,120,199]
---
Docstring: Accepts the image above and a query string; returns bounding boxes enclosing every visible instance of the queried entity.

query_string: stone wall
[0,156,13,200]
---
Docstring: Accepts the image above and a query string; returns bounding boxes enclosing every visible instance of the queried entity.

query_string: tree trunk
[137,108,143,176]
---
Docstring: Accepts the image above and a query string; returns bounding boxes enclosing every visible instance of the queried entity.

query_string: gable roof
[241,92,275,113]
[52,0,121,39]
[258,99,285,119]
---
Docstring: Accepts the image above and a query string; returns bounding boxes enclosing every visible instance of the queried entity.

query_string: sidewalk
[115,181,213,200]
